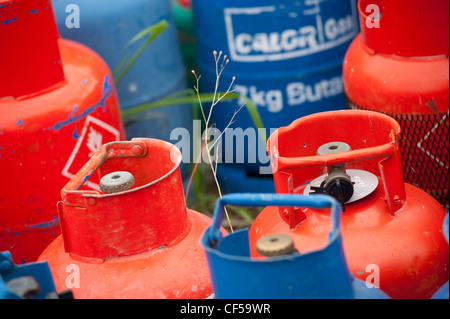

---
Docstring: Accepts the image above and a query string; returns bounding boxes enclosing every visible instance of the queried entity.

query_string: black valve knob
[311,142,355,211]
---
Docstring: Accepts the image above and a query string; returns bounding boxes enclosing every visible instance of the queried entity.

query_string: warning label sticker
[62,116,121,190]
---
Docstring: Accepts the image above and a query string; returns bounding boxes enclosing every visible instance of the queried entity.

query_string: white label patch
[62,116,121,190]
[224,0,359,62]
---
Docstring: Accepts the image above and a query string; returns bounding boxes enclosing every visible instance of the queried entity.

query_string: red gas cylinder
[250,110,449,299]
[38,138,222,299]
[343,0,449,210]
[0,0,125,264]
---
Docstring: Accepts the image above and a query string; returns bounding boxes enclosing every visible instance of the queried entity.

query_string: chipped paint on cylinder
[38,138,224,299]
[250,110,449,299]
[51,0,194,180]
[0,0,125,264]
[343,0,449,209]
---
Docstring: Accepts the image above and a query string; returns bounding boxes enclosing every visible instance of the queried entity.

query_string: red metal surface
[0,0,125,264]
[343,0,449,209]
[0,0,65,99]
[357,0,448,57]
[249,110,449,299]
[177,0,191,8]
[38,138,222,299]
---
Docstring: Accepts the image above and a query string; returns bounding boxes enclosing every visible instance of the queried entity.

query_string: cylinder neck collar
[358,0,449,57]
[0,0,65,99]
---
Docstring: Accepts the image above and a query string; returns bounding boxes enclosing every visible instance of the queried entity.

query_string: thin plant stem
[188,51,246,232]
[185,126,212,200]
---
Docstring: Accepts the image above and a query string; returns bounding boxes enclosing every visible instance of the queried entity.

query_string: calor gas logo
[224,0,359,62]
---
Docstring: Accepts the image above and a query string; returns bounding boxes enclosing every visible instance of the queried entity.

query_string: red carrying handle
[62,139,148,204]
[57,138,188,261]
[267,110,406,215]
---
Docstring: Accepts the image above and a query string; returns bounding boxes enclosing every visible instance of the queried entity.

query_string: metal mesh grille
[346,97,449,211]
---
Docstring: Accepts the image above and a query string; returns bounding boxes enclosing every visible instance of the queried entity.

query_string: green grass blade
[113,52,131,77]
[114,20,169,87]
[121,91,267,143]
[229,206,256,224]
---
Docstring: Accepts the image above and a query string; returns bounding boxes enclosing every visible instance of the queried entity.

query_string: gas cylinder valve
[310,142,354,210]
[99,171,135,194]
[261,110,449,298]
[256,234,299,257]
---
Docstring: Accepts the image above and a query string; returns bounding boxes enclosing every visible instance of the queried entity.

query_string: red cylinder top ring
[0,0,66,99]
[59,138,188,262]
[268,110,406,214]
[358,0,449,57]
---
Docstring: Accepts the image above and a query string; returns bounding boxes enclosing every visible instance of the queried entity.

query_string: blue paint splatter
[73,129,80,140]
[1,17,17,25]
[28,219,59,230]
[0,4,5,8]
[46,75,113,131]
[17,119,24,128]
[29,9,39,14]
[81,79,87,84]
[83,174,91,183]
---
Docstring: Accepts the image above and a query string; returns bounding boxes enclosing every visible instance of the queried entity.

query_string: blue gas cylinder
[1,251,70,299]
[52,0,193,178]
[192,0,359,193]
[201,193,390,299]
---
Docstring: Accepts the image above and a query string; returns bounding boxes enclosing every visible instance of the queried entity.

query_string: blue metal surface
[192,0,359,193]
[215,164,276,194]
[52,0,193,178]
[201,193,390,299]
[444,213,449,244]
[431,281,449,300]
[432,213,449,299]
[0,251,58,299]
